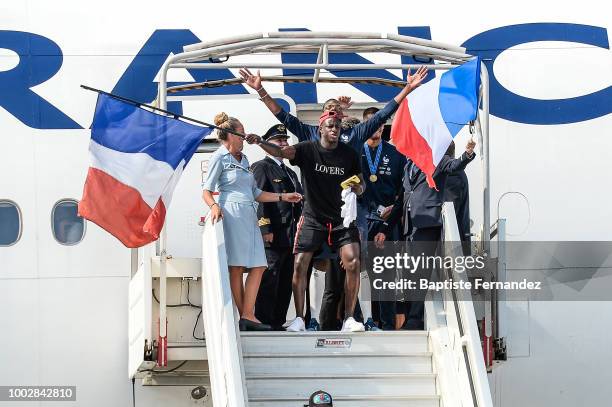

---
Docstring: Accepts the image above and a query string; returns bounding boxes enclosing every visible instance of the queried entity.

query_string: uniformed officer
[252,124,303,329]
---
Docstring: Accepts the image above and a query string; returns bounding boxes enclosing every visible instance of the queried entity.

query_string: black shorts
[293,216,360,254]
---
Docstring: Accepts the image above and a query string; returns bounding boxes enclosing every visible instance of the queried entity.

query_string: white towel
[341,188,357,228]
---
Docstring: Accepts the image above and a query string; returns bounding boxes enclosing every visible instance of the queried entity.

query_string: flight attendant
[202,113,302,331]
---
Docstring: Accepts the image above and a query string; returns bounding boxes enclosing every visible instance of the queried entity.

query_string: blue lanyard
[364,142,383,175]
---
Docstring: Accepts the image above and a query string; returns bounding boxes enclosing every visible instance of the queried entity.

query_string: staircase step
[248,395,440,407]
[246,373,436,398]
[243,352,433,374]
[241,331,429,354]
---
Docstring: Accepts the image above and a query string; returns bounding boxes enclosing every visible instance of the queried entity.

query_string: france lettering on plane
[0,23,610,129]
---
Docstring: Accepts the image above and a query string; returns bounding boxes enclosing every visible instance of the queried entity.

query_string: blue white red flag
[391,58,481,189]
[78,94,212,247]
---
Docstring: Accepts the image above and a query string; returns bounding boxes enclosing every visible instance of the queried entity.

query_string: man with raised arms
[247,111,366,332]
[239,67,428,150]
[240,66,428,329]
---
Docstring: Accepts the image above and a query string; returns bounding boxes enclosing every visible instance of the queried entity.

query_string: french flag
[78,94,212,248]
[391,58,481,189]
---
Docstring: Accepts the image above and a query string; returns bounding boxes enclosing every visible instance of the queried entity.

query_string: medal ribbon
[364,142,383,177]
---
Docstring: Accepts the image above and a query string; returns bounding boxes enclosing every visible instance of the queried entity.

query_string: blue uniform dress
[202,144,267,268]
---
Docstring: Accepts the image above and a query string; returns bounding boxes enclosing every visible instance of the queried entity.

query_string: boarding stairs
[128,32,497,407]
[239,204,492,406]
[242,331,437,407]
[200,202,491,406]
[128,202,495,406]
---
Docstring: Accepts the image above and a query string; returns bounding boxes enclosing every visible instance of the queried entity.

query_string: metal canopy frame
[154,32,491,371]
[157,31,490,254]
[159,32,473,107]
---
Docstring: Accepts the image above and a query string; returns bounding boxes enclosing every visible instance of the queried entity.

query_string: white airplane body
[1,1,611,406]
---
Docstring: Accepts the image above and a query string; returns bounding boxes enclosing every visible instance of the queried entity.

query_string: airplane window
[52,199,86,245]
[0,200,22,246]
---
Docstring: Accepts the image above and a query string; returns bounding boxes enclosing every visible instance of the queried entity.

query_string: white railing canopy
[157,31,490,259]
[179,32,470,64]
[160,32,476,97]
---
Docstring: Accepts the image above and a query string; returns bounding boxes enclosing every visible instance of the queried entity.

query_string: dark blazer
[407,152,475,229]
[251,156,303,248]
[444,170,471,241]
[384,152,475,236]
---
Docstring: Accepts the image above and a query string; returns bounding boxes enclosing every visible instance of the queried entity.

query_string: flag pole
[81,85,281,148]
[81,84,228,130]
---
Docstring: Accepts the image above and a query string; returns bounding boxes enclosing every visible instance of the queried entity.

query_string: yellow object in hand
[340,175,360,190]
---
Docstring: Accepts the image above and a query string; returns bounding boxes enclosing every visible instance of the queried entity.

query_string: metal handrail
[492,218,507,345]
[477,63,491,256]
[445,203,493,407]
[200,218,248,406]
[426,202,493,407]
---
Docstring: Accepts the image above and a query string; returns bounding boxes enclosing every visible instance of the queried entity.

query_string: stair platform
[241,330,438,406]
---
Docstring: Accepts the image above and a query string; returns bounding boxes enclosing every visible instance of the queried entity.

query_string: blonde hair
[214,112,242,141]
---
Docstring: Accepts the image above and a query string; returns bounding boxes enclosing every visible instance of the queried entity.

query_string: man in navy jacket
[239,67,428,151]
[378,138,476,329]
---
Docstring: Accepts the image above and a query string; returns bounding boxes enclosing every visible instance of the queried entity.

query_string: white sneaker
[341,317,365,332]
[285,317,306,332]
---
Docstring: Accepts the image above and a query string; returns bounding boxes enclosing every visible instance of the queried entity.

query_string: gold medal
[364,143,382,184]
